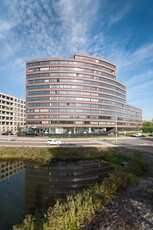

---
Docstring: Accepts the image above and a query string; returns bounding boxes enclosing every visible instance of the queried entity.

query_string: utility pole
[115,109,118,142]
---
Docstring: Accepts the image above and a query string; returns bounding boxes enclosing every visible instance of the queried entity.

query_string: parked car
[1,132,13,135]
[47,139,61,145]
[131,133,142,137]
[12,132,17,135]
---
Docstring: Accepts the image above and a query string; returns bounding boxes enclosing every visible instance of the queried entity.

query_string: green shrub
[127,157,149,176]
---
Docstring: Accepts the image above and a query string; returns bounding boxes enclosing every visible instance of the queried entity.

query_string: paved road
[0,135,153,152]
[105,136,153,153]
[0,138,110,147]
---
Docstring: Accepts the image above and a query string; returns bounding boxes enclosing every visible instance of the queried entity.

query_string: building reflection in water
[0,162,24,181]
[25,159,114,213]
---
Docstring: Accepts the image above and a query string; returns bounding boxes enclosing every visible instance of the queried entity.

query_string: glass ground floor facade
[29,126,141,136]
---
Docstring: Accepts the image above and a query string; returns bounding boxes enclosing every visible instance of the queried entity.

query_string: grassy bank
[0,146,143,164]
[5,147,148,230]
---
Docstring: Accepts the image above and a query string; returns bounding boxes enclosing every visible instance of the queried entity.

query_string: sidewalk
[82,153,153,230]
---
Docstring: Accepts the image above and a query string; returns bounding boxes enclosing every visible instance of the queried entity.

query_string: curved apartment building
[26,54,142,135]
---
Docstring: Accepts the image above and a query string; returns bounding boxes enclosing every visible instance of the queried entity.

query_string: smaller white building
[0,92,25,133]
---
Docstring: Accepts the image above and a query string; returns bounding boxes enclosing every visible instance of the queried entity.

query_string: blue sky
[0,0,153,120]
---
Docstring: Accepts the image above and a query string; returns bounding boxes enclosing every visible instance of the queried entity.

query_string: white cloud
[109,3,132,24]
[0,20,14,32]
[133,43,153,60]
[1,0,100,59]
[50,0,99,55]
[0,20,16,40]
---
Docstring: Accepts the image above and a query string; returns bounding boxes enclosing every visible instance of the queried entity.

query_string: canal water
[0,170,25,230]
[0,160,114,229]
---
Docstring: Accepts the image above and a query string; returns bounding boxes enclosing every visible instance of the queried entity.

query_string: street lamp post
[8,133,10,142]
[115,109,118,142]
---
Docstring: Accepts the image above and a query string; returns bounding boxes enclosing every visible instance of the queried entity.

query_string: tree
[17,123,21,132]
[142,120,153,133]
